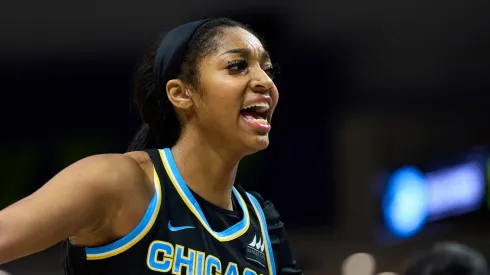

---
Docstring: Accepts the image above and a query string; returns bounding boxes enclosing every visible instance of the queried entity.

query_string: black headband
[152,19,212,100]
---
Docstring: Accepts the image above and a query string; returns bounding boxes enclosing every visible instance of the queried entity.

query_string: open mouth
[240,102,269,125]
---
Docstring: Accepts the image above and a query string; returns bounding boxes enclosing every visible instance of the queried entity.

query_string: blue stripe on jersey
[161,148,250,242]
[84,168,163,260]
[247,192,277,275]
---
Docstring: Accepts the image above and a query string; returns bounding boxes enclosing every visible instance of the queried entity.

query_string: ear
[165,79,194,111]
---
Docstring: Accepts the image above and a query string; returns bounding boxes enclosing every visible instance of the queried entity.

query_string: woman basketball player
[0,18,302,275]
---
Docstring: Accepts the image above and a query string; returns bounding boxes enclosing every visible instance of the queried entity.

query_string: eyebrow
[219,48,271,62]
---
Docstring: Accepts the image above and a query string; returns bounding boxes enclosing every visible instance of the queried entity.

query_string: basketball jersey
[62,148,276,275]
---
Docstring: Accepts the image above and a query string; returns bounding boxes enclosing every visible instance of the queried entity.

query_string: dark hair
[127,18,257,152]
[402,242,489,275]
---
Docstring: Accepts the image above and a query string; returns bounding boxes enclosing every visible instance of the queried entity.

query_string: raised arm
[0,153,148,264]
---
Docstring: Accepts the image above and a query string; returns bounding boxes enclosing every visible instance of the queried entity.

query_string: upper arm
[0,153,147,264]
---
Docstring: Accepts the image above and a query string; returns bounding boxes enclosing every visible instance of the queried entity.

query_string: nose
[249,67,274,93]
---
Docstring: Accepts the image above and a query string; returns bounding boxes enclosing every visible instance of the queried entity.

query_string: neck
[170,130,242,211]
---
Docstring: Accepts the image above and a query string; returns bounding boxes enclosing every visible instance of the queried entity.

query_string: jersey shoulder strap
[145,149,166,180]
[246,191,277,275]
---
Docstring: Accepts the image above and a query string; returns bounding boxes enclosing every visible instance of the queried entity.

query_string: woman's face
[188,27,279,155]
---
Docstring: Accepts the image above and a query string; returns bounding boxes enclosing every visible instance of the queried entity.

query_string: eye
[263,64,279,79]
[226,59,248,73]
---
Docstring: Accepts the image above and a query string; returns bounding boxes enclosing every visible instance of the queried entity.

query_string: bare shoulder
[123,151,154,182]
[62,152,157,201]
[67,152,155,244]
[69,153,146,185]
[0,152,155,261]
[124,150,153,166]
[44,153,153,213]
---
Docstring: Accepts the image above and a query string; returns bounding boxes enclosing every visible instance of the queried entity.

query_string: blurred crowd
[341,243,488,275]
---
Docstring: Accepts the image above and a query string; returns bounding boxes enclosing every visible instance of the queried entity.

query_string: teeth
[246,117,268,125]
[241,102,269,112]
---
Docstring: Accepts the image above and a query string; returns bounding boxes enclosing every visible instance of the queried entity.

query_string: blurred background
[1,0,489,274]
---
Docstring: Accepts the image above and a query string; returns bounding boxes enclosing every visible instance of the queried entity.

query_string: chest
[147,230,269,275]
[151,204,270,275]
[146,187,270,275]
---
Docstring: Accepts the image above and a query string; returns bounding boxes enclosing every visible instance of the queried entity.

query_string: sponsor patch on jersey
[245,234,266,267]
